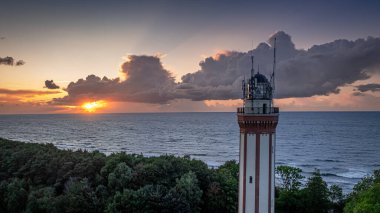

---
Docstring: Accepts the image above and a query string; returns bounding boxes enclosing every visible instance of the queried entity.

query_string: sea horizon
[1,110,379,116]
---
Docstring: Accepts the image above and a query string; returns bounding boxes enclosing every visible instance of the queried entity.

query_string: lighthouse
[237,39,279,213]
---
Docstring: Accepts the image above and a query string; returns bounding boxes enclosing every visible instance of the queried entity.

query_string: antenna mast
[250,40,255,78]
[250,53,254,78]
[272,37,277,92]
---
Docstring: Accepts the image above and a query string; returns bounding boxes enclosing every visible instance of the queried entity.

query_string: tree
[345,170,380,213]
[276,189,304,213]
[303,169,330,213]
[171,171,203,212]
[55,178,101,213]
[3,178,29,213]
[344,183,380,213]
[216,161,238,212]
[107,162,133,192]
[202,161,239,213]
[275,166,306,213]
[276,165,304,191]
[106,189,144,212]
[329,184,345,213]
[26,187,56,213]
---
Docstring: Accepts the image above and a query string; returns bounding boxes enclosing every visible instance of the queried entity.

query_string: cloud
[0,57,14,66]
[0,88,60,95]
[52,75,121,104]
[275,86,380,111]
[51,31,380,105]
[44,80,60,89]
[0,38,25,66]
[15,60,25,66]
[181,31,380,99]
[52,55,177,105]
[352,92,365,96]
[0,88,61,112]
[0,56,25,66]
[0,100,64,114]
[275,37,379,98]
[355,83,380,92]
[119,55,176,103]
[178,52,245,100]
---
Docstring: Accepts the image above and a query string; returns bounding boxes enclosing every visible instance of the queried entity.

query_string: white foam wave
[337,169,368,179]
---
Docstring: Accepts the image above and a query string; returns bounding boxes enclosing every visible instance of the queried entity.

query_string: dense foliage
[344,170,380,213]
[0,138,238,212]
[275,166,345,213]
[275,166,379,213]
[0,138,378,212]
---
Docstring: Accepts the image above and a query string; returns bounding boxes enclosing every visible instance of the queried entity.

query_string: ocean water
[0,112,379,192]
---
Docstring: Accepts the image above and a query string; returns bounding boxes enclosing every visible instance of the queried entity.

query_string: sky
[0,0,380,113]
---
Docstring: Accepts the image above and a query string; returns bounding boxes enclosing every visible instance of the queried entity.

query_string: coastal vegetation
[0,138,378,213]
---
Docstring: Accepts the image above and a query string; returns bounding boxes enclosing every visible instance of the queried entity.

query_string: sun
[81,100,107,112]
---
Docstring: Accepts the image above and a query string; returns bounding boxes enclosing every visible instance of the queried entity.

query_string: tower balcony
[237,107,279,115]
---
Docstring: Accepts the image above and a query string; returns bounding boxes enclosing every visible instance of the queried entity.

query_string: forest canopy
[0,138,378,213]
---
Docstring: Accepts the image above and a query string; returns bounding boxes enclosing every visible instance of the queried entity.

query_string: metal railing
[237,107,279,114]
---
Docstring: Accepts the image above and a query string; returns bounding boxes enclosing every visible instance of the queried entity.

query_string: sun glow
[81,100,107,112]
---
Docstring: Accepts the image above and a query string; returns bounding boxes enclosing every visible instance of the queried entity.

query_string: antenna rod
[272,37,276,92]
[257,64,260,74]
[251,54,254,78]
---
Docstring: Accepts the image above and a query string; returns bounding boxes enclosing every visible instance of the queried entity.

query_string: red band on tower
[255,133,260,213]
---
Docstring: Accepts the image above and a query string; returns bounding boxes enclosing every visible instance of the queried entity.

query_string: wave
[321,173,339,177]
[315,159,343,163]
[336,170,369,179]
[298,164,319,168]
[190,153,208,157]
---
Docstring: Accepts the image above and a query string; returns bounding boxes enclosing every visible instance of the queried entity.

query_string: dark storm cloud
[179,52,245,100]
[44,80,60,89]
[52,55,177,105]
[276,37,380,98]
[52,32,380,104]
[0,56,25,66]
[356,83,380,92]
[177,31,306,100]
[181,31,380,99]
[175,32,304,101]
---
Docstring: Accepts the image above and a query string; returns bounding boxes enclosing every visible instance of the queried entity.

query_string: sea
[0,112,379,193]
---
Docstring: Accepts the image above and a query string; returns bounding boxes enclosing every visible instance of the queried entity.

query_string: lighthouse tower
[237,40,279,213]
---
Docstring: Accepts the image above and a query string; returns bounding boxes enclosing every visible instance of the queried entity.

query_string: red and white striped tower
[237,40,279,213]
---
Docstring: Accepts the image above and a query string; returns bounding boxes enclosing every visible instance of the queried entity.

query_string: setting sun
[81,100,107,112]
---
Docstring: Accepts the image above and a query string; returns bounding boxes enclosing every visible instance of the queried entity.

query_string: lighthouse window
[249,176,253,183]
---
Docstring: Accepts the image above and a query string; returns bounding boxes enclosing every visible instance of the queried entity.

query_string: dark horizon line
[0,110,379,116]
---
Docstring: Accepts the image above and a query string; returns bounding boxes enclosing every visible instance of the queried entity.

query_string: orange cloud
[275,86,380,111]
[0,88,60,96]
[204,99,242,107]
[0,88,62,109]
